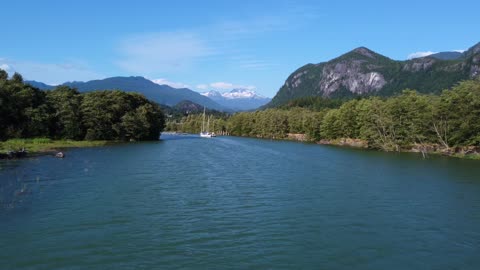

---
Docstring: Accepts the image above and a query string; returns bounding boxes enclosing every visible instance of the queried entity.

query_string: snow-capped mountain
[202,90,223,98]
[201,88,271,111]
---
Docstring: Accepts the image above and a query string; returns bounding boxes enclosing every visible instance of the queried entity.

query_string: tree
[47,86,83,140]
[0,69,8,81]
[385,90,434,147]
[11,72,23,84]
[437,81,480,146]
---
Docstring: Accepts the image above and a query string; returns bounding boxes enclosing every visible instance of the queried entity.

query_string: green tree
[437,81,480,146]
[47,86,84,140]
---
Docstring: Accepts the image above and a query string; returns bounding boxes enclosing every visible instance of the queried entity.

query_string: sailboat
[200,107,213,138]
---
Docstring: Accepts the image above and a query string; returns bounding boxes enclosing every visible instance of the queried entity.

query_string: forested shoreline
[0,70,165,143]
[3,67,480,159]
[167,80,480,158]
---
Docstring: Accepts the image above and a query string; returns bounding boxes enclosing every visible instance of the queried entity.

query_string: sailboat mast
[202,107,206,133]
[207,115,210,133]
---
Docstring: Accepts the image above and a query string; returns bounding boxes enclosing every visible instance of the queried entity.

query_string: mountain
[160,100,228,122]
[428,51,464,60]
[268,42,480,107]
[201,88,271,111]
[173,100,206,113]
[27,76,226,111]
[26,80,56,90]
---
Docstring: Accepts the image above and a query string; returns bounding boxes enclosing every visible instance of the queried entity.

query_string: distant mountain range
[27,76,227,111]
[201,89,271,111]
[27,77,270,111]
[268,42,480,107]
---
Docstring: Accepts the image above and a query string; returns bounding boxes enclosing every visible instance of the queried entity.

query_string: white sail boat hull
[200,132,212,138]
[200,107,214,138]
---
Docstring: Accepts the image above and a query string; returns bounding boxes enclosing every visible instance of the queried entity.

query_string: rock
[287,133,308,141]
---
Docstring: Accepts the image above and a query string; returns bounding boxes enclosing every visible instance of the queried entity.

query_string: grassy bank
[0,138,118,156]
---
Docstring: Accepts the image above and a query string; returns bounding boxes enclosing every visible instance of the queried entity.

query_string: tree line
[167,80,480,151]
[166,114,229,135]
[0,70,165,141]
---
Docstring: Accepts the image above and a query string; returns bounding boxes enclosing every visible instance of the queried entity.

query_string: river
[1,134,479,269]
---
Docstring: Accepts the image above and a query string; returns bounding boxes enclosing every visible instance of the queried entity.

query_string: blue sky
[1,0,479,97]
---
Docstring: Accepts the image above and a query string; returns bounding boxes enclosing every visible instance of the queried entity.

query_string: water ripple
[1,135,480,269]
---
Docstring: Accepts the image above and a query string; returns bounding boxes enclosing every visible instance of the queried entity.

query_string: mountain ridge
[26,76,228,111]
[268,41,480,107]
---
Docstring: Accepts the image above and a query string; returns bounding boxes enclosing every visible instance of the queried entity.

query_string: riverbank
[316,137,480,160]
[283,133,480,160]
[0,138,119,159]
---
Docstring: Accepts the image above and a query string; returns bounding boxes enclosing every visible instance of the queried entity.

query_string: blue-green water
[1,134,480,269]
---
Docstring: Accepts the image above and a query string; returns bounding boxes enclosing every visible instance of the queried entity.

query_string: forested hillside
[268,42,480,107]
[0,70,165,141]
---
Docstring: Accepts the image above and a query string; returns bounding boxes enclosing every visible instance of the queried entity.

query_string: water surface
[1,135,480,269]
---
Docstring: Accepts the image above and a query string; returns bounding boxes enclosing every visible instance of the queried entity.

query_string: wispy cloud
[214,16,292,41]
[0,58,101,84]
[116,32,214,75]
[115,6,319,75]
[408,51,436,59]
[231,56,277,70]
[151,78,190,89]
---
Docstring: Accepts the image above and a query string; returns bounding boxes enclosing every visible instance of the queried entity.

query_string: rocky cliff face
[319,61,387,95]
[269,42,480,107]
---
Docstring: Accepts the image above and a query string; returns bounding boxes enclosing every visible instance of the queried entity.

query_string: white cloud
[151,78,190,89]
[209,82,255,90]
[408,51,436,59]
[196,84,208,90]
[0,63,10,71]
[454,49,466,53]
[116,32,214,74]
[0,58,101,85]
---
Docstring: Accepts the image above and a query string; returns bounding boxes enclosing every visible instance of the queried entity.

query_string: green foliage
[80,91,164,141]
[11,72,24,84]
[0,71,165,142]
[46,86,83,140]
[0,69,7,81]
[0,75,50,139]
[436,81,480,146]
[279,96,345,111]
